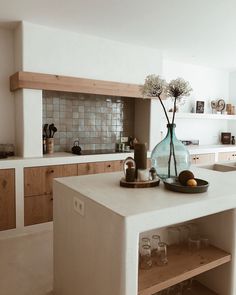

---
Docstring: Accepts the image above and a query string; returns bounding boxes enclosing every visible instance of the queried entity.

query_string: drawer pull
[107,164,111,168]
[50,197,53,201]
[47,169,54,174]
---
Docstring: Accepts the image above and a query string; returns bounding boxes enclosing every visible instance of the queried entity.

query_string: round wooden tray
[120,178,160,188]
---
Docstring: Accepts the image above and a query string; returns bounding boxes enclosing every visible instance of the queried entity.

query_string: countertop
[55,166,236,219]
[1,144,236,168]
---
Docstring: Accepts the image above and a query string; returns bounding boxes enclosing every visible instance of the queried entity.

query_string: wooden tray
[120,178,160,188]
[163,178,209,194]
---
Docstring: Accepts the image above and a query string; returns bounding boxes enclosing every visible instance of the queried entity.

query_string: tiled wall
[43,91,135,152]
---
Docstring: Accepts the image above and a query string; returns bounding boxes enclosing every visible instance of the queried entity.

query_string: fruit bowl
[163,177,209,193]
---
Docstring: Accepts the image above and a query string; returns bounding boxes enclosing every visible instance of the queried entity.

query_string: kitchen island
[53,167,236,295]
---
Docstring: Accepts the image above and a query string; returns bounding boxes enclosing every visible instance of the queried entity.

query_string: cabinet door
[24,164,78,196]
[195,153,215,165]
[24,194,53,226]
[218,152,236,162]
[44,164,78,194]
[0,169,15,231]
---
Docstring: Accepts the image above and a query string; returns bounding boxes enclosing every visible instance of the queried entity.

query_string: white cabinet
[191,153,215,165]
[218,151,236,162]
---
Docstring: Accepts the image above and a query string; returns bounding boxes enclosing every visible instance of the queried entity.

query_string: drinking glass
[152,234,161,261]
[187,223,199,237]
[167,226,181,246]
[179,225,190,245]
[188,236,200,253]
[200,237,209,248]
[183,278,194,294]
[141,237,151,247]
[140,245,152,269]
[157,242,168,266]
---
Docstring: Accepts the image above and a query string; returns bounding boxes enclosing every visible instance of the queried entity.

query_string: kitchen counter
[0,145,236,167]
[53,168,236,295]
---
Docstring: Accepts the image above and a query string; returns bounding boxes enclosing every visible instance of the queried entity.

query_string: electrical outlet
[73,197,85,216]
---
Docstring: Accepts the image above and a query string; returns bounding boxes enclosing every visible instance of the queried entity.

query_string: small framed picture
[196,101,205,113]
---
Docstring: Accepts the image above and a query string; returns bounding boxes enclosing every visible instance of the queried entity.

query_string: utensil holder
[46,138,54,154]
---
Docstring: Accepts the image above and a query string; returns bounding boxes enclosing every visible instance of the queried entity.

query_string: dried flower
[141,74,167,98]
[166,78,192,100]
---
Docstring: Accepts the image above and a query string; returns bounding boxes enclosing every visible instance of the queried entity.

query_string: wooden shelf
[164,112,236,120]
[138,245,231,295]
[10,71,143,98]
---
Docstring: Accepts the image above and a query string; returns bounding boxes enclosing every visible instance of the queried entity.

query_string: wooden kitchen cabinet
[24,164,77,226]
[24,161,124,226]
[24,164,78,196]
[24,194,53,226]
[191,153,215,165]
[218,151,236,161]
[0,169,15,231]
[78,160,124,175]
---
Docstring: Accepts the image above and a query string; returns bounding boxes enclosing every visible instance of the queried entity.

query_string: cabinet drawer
[218,152,236,162]
[0,169,15,231]
[191,153,215,165]
[113,160,124,171]
[24,164,78,196]
[24,194,53,226]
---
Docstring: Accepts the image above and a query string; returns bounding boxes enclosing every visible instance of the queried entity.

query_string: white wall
[22,22,162,84]
[0,28,15,145]
[14,21,163,156]
[161,60,230,145]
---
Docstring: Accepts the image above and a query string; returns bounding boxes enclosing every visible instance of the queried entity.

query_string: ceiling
[1,0,236,70]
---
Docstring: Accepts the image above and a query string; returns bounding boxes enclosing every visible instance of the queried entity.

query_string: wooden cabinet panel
[24,194,53,226]
[24,164,78,196]
[218,152,236,162]
[114,160,124,171]
[0,169,15,231]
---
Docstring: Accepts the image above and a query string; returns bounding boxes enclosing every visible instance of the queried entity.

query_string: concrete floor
[0,230,53,295]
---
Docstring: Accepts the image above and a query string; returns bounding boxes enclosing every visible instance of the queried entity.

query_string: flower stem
[158,95,170,125]
[172,97,177,125]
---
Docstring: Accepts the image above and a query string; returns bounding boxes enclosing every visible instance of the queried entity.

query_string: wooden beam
[10,71,143,98]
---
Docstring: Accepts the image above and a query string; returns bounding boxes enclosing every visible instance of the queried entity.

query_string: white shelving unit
[164,112,236,120]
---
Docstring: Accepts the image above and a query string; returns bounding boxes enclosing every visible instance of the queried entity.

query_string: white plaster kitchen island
[53,167,236,295]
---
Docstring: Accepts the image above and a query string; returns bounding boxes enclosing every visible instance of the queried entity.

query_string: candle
[134,143,147,177]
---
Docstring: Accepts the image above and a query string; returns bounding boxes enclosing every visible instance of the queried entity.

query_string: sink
[200,164,236,172]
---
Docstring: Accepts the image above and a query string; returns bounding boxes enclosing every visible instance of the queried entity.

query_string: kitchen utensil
[48,124,54,138]
[163,178,209,193]
[52,126,57,137]
[43,124,48,138]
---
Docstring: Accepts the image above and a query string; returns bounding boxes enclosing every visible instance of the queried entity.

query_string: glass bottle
[151,124,190,179]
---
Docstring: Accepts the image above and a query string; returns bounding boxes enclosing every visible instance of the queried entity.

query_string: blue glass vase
[151,124,190,179]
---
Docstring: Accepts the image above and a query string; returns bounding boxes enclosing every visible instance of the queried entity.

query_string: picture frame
[196,101,205,113]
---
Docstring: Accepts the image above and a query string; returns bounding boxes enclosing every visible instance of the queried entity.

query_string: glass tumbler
[152,235,161,258]
[187,223,199,237]
[141,237,151,247]
[200,237,209,248]
[157,242,168,266]
[188,236,200,253]
[179,225,190,245]
[167,226,181,246]
[140,245,152,269]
